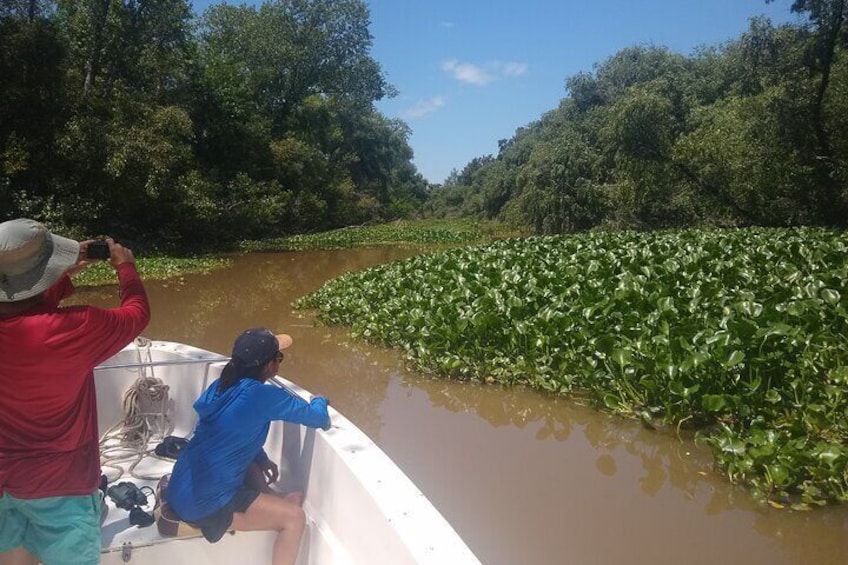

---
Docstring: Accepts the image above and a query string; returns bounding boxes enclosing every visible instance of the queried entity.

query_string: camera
[107,481,148,511]
[85,241,110,260]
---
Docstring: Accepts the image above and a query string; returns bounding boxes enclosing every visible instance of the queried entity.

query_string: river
[74,247,848,564]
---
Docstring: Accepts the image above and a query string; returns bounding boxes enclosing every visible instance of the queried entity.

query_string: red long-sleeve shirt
[0,263,150,498]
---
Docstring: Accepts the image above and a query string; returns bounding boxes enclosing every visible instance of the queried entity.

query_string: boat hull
[95,339,479,564]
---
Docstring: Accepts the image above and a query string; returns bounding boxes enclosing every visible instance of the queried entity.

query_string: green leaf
[657,296,675,312]
[767,464,790,486]
[603,394,621,410]
[702,394,727,412]
[821,288,840,305]
[595,335,616,354]
[718,436,747,455]
[829,367,848,384]
[815,446,842,465]
[735,300,763,317]
[681,351,708,371]
[765,389,782,403]
[723,350,745,368]
[611,348,632,366]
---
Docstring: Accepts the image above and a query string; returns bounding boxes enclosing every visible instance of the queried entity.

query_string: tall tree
[55,0,193,101]
[766,0,847,223]
[0,6,67,220]
[200,0,389,136]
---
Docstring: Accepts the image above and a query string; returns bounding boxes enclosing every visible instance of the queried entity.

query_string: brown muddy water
[74,247,847,565]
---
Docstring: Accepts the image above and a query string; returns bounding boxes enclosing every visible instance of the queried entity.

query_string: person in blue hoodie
[166,328,330,565]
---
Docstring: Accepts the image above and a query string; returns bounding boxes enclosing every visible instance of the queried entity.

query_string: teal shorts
[0,491,101,565]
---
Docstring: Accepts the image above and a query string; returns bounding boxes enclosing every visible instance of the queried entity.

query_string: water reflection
[595,454,617,477]
[402,375,725,504]
[72,247,848,565]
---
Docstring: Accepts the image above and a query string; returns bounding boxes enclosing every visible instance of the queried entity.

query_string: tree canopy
[3,1,846,245]
[424,3,848,233]
[0,0,426,250]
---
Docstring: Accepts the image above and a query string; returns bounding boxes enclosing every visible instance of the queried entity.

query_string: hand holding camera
[85,241,110,260]
[82,238,135,267]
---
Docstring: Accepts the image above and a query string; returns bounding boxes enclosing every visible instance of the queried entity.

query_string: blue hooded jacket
[166,377,330,521]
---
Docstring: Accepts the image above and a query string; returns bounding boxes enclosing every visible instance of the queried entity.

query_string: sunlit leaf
[702,395,727,412]
[723,350,745,368]
[821,289,840,305]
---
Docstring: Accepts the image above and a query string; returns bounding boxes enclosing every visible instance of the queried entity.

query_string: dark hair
[218,356,269,392]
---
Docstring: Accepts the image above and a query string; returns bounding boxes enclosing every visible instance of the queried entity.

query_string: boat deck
[98,447,326,565]
[100,454,189,552]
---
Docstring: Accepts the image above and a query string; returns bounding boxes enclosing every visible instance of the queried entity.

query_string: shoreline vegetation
[237,219,522,251]
[73,219,513,287]
[76,220,848,508]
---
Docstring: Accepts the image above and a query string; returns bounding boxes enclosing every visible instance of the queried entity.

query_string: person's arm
[256,386,331,430]
[55,258,150,370]
[46,260,150,376]
[253,449,270,465]
[85,262,150,366]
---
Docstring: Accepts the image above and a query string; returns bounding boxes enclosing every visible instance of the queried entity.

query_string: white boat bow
[95,339,480,565]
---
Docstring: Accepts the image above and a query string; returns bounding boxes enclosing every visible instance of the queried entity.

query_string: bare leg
[0,547,38,565]
[230,492,305,565]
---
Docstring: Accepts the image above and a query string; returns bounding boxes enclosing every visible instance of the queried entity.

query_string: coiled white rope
[99,339,174,481]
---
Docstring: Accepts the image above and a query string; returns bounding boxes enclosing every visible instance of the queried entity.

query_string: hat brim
[0,233,80,302]
[276,334,293,350]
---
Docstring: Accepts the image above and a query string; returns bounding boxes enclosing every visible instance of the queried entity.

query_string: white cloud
[498,61,528,77]
[439,21,455,29]
[441,59,528,85]
[442,59,492,86]
[401,96,447,119]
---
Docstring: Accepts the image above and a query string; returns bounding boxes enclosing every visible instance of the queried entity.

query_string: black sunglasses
[274,351,285,363]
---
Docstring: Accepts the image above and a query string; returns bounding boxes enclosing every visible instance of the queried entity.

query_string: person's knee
[288,506,305,531]
[276,504,304,534]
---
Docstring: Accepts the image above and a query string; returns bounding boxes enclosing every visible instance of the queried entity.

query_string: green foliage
[0,0,423,248]
[429,14,848,233]
[239,219,488,251]
[674,88,817,226]
[421,184,483,219]
[74,255,230,287]
[295,228,848,506]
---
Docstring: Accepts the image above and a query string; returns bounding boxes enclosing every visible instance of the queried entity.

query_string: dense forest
[424,1,848,233]
[1,1,846,251]
[0,0,427,250]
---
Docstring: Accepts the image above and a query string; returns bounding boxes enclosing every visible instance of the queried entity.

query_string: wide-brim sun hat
[0,218,80,302]
[232,328,293,367]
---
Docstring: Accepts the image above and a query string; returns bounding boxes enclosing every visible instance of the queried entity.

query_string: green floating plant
[295,227,848,506]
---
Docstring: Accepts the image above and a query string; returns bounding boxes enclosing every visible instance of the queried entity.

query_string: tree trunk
[83,0,111,96]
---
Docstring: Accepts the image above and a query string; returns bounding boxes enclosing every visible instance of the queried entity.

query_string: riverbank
[75,219,515,287]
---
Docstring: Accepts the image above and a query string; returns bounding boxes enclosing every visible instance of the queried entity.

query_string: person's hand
[107,237,135,267]
[260,459,279,485]
[67,240,97,277]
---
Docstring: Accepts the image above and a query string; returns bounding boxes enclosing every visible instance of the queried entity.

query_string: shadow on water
[72,247,848,565]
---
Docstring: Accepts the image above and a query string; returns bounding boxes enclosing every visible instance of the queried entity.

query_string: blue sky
[193,1,800,184]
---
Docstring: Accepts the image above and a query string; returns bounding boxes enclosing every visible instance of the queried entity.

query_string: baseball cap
[231,328,293,367]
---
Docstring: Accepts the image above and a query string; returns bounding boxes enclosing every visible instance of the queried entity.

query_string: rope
[99,339,174,481]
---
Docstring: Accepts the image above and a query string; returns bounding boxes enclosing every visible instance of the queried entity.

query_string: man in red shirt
[0,218,150,565]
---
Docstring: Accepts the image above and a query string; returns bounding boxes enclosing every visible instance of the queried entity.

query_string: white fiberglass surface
[95,340,479,564]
